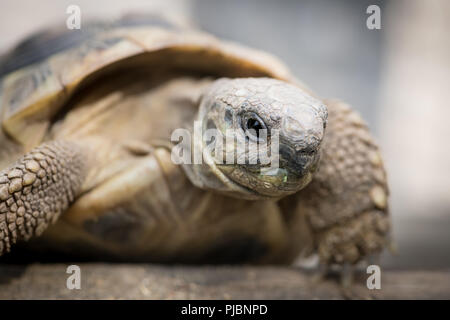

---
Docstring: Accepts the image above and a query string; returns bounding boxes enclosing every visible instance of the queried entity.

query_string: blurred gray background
[0,0,449,269]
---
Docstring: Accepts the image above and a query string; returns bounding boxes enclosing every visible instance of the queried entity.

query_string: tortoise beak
[277,103,325,181]
[278,144,319,181]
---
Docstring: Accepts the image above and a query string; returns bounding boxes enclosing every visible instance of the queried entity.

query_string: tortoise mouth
[220,174,285,200]
[215,163,302,199]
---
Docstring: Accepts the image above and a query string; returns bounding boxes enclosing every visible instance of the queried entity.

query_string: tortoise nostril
[298,146,316,156]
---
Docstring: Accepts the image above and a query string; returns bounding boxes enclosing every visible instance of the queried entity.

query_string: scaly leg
[279,99,391,291]
[0,141,87,255]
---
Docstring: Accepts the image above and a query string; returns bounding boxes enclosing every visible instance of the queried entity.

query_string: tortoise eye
[242,112,267,140]
[247,118,264,135]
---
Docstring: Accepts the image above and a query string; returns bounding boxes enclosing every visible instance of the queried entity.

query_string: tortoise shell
[0,17,306,150]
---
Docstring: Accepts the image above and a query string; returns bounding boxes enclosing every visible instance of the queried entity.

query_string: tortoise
[0,16,390,266]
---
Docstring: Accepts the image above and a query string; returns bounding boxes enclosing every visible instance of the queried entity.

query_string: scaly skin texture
[0,141,86,255]
[280,99,390,265]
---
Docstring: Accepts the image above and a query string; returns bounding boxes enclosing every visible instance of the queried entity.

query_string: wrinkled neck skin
[178,117,265,201]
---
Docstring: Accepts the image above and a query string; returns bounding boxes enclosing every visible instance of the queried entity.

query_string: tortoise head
[178,78,328,200]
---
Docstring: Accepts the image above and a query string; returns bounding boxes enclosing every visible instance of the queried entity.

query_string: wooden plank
[0,263,449,299]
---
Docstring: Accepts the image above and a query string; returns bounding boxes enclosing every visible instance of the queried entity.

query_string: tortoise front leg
[0,141,87,255]
[279,99,391,266]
